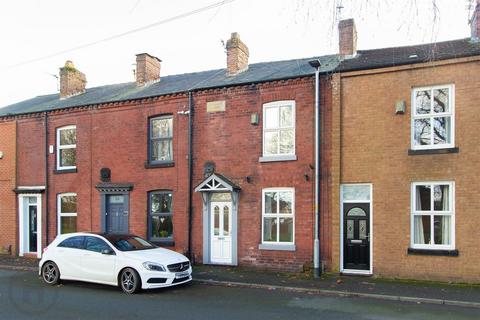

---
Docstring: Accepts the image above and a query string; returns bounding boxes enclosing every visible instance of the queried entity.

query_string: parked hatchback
[39,232,192,294]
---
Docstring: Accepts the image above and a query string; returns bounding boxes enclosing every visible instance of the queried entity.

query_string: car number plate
[175,271,190,279]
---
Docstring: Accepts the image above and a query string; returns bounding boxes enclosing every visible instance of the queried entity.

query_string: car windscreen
[104,235,157,251]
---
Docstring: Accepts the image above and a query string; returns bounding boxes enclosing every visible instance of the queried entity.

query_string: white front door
[210,202,232,264]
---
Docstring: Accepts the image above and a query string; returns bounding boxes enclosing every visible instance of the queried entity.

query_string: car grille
[172,276,191,284]
[167,261,190,272]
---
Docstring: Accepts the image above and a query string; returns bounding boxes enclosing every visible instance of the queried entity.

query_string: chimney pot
[59,61,86,99]
[338,19,357,57]
[226,32,249,76]
[471,0,480,41]
[136,53,161,86]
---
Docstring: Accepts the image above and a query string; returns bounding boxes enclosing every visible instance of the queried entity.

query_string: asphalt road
[0,269,478,320]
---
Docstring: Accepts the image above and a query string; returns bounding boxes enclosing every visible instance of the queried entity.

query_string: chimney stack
[226,32,249,76]
[471,0,480,41]
[59,61,86,99]
[338,19,357,57]
[136,53,161,86]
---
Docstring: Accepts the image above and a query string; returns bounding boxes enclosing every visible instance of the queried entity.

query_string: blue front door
[106,195,129,234]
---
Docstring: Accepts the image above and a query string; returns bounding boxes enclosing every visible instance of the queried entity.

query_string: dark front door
[106,195,129,234]
[343,203,370,271]
[28,205,37,252]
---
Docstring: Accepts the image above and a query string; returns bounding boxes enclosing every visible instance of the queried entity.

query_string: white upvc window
[262,101,295,158]
[411,182,455,250]
[261,188,295,245]
[57,193,77,235]
[56,125,77,170]
[411,84,454,150]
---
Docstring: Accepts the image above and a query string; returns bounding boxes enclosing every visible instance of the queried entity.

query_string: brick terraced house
[0,32,338,274]
[325,3,480,281]
[1,5,480,282]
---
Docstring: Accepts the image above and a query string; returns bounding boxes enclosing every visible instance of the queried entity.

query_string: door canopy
[194,173,241,193]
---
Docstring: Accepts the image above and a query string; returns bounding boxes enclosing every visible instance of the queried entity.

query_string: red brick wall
[15,97,191,254]
[0,121,16,254]
[191,77,330,272]
[332,57,480,282]
[14,75,330,272]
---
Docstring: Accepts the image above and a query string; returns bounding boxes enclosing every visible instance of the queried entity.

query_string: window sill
[407,248,459,257]
[151,240,175,247]
[259,155,297,163]
[54,168,77,174]
[408,147,459,156]
[258,243,296,251]
[144,161,175,169]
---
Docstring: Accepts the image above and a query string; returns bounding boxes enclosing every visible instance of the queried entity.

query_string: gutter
[309,59,322,278]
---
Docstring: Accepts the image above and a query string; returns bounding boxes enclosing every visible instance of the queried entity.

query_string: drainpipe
[187,91,194,261]
[309,59,322,278]
[44,112,49,246]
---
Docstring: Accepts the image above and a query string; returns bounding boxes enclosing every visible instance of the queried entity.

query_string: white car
[39,232,192,294]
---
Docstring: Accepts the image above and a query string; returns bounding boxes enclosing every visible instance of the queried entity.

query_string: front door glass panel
[29,205,37,252]
[214,206,220,236]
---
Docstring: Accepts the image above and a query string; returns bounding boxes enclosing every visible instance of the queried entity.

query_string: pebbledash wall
[0,121,16,254]
[11,76,332,272]
[330,55,480,282]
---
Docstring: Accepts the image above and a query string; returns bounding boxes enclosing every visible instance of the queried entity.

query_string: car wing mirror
[101,248,115,255]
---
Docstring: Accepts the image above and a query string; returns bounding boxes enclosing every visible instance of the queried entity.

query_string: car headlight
[142,262,166,272]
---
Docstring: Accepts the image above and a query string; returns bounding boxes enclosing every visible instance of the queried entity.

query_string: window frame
[411,84,455,150]
[57,192,77,235]
[148,115,174,165]
[262,101,296,158]
[56,125,77,170]
[410,181,455,250]
[261,187,295,245]
[147,190,173,242]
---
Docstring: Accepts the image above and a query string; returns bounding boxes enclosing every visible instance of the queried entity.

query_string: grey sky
[0,0,472,108]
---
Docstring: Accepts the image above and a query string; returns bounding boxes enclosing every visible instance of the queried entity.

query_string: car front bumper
[140,267,192,289]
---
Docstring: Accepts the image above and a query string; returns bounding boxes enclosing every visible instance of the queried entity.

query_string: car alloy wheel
[120,268,141,294]
[42,261,60,285]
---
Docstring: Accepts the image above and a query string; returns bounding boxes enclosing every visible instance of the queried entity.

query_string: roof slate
[2,37,480,118]
[337,38,480,72]
[0,55,339,117]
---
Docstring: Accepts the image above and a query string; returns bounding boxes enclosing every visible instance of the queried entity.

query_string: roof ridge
[357,37,471,53]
